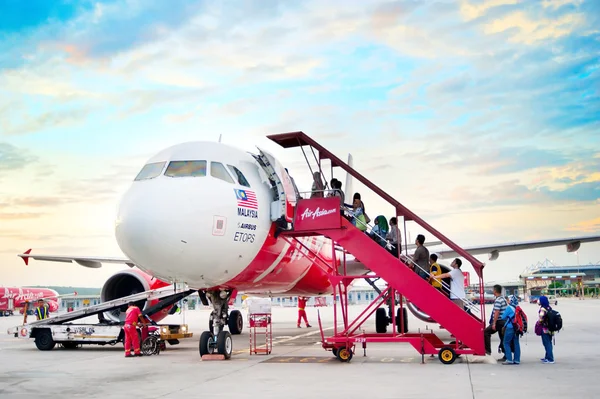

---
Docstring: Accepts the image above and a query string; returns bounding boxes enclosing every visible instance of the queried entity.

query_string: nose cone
[115,180,194,281]
[114,176,263,287]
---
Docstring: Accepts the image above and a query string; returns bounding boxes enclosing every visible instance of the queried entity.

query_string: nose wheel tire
[217,331,233,359]
[199,331,215,357]
[438,346,457,365]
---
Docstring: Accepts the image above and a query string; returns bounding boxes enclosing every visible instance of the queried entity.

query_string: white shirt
[449,268,466,300]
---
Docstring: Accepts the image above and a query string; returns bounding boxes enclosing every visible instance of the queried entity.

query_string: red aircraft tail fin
[20,249,32,266]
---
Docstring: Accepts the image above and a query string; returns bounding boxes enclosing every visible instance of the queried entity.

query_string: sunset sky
[1,0,599,288]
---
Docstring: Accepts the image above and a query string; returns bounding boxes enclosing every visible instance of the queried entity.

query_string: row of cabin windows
[134,160,250,187]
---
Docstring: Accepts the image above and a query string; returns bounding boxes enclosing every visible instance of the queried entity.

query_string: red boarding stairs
[269,131,487,364]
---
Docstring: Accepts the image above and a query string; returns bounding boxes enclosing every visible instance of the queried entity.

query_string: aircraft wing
[18,249,135,269]
[431,235,600,261]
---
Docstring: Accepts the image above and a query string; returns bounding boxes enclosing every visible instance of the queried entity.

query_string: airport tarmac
[1,298,598,399]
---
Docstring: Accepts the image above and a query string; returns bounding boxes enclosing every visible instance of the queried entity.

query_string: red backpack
[511,305,528,336]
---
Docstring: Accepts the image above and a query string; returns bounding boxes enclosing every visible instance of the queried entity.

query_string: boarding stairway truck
[7,284,195,351]
[268,131,487,364]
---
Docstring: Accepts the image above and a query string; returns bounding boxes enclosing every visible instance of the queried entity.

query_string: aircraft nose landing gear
[199,289,238,360]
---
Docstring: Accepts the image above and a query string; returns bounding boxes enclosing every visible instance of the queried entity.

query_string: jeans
[542,333,554,361]
[503,327,520,363]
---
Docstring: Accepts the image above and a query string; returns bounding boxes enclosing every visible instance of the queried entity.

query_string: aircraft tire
[217,331,233,359]
[396,307,408,333]
[199,331,214,357]
[375,308,387,333]
[228,310,243,335]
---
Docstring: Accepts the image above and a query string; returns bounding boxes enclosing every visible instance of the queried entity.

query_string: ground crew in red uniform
[297,297,312,328]
[124,302,146,357]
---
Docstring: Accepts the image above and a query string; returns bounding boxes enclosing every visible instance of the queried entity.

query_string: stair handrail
[267,132,485,278]
[343,209,480,313]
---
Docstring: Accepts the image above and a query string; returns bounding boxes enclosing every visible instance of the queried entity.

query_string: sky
[1,0,599,288]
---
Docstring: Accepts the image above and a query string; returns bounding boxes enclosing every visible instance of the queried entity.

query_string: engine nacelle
[100,269,171,323]
[567,241,581,253]
[406,263,453,323]
[47,300,59,313]
[488,250,499,261]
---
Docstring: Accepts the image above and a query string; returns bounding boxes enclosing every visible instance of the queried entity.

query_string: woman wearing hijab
[370,215,389,247]
[537,295,555,364]
[500,295,521,365]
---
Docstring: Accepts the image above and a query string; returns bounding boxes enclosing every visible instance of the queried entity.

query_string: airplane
[17,137,600,357]
[0,286,65,316]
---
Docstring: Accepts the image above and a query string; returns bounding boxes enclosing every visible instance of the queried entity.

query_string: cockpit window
[211,162,234,184]
[165,161,207,177]
[134,162,166,181]
[227,165,250,187]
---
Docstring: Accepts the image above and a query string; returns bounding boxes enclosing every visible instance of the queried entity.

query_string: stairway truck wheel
[228,310,243,335]
[438,346,457,365]
[217,331,233,359]
[336,347,353,363]
[332,348,339,357]
[375,308,387,333]
[199,331,215,357]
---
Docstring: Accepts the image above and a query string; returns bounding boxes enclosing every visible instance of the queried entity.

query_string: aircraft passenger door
[254,147,296,223]
[8,298,14,311]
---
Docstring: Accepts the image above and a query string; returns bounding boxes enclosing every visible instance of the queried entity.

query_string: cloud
[484,10,586,44]
[567,216,600,233]
[459,0,520,21]
[0,142,38,172]
[0,212,45,220]
[1,108,93,136]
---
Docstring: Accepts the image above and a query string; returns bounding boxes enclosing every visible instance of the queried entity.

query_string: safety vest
[36,305,49,320]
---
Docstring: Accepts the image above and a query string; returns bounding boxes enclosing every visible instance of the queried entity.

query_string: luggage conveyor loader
[7,285,195,351]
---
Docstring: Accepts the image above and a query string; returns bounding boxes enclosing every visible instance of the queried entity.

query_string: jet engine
[47,300,59,313]
[406,263,454,323]
[567,241,581,252]
[100,269,172,323]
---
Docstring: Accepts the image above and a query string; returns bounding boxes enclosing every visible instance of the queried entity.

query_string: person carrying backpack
[500,295,522,365]
[536,295,560,364]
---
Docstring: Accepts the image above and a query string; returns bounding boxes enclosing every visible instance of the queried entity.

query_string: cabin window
[165,161,207,177]
[134,162,166,181]
[227,165,250,187]
[211,162,234,184]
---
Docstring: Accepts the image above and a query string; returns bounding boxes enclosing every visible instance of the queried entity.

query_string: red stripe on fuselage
[220,224,338,296]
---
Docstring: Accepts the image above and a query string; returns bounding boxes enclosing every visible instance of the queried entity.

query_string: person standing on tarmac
[35,299,49,320]
[124,301,146,357]
[297,297,312,328]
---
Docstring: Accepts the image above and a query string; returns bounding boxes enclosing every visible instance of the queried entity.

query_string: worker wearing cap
[297,297,312,328]
[35,299,49,320]
[124,302,146,357]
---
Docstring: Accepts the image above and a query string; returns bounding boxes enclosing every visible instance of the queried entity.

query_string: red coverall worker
[124,303,144,357]
[297,297,311,328]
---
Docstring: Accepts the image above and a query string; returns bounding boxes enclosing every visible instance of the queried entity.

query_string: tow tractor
[7,285,195,354]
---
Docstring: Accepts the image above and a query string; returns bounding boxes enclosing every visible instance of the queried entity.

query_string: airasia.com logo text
[300,207,337,220]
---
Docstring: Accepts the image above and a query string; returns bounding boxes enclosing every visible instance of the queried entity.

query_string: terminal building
[519,259,600,299]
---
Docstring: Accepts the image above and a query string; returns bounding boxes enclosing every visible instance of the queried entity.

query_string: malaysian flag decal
[235,189,258,209]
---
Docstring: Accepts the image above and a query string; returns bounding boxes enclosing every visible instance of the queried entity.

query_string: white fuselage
[115,141,275,288]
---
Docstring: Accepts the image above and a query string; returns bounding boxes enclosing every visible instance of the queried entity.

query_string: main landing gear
[375,305,408,334]
[198,289,243,359]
